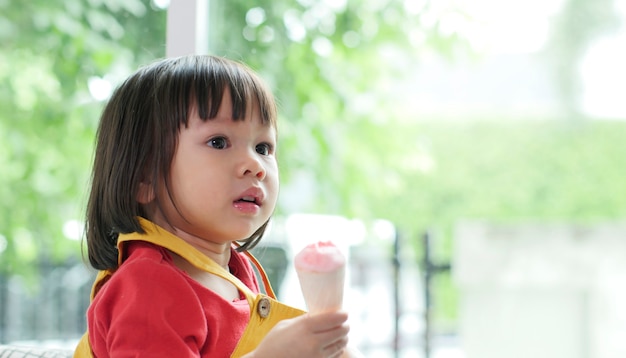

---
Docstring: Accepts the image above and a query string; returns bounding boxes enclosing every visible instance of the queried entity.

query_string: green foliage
[0,0,166,274]
[353,118,626,250]
[406,119,625,225]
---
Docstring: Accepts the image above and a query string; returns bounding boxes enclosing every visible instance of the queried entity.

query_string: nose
[239,151,266,180]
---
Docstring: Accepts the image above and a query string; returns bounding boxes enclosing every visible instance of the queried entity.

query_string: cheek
[267,161,279,179]
[266,164,280,195]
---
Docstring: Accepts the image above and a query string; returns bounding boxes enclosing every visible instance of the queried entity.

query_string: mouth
[235,187,264,206]
[235,196,261,206]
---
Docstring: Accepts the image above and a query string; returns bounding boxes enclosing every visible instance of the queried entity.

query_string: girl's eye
[256,143,273,156]
[207,136,228,149]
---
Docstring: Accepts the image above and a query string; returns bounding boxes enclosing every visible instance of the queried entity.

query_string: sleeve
[88,258,207,357]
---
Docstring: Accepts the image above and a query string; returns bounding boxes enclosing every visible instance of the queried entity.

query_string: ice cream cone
[295,241,362,358]
[296,266,345,314]
[294,241,346,314]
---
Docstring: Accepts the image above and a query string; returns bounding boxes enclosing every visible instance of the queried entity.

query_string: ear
[137,181,155,204]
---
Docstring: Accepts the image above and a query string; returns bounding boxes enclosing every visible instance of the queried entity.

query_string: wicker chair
[0,345,73,358]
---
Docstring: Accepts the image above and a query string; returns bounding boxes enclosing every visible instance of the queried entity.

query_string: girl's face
[147,89,278,249]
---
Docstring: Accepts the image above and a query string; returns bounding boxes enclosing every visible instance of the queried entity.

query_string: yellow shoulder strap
[235,242,277,299]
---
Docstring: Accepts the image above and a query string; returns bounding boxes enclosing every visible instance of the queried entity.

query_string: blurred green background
[1,0,625,339]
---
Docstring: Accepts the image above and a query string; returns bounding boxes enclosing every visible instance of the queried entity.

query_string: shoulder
[92,241,202,307]
[116,241,183,282]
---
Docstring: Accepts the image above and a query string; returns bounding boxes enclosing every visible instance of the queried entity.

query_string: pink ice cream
[295,241,364,358]
[294,241,346,314]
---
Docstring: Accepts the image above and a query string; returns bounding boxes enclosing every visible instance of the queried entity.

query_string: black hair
[85,55,277,270]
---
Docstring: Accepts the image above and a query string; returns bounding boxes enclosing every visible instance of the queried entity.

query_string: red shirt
[88,241,260,357]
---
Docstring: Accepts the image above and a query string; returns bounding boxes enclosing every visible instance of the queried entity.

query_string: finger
[328,349,345,358]
[316,323,350,347]
[305,311,349,332]
[323,336,349,357]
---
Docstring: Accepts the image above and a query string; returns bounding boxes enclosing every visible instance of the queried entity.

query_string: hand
[248,311,350,358]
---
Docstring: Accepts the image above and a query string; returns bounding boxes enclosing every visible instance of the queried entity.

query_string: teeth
[241,196,255,202]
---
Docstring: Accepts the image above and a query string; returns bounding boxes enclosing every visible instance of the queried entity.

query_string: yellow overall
[73,219,306,358]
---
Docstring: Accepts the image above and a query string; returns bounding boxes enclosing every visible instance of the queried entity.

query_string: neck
[141,214,233,270]
[174,231,233,269]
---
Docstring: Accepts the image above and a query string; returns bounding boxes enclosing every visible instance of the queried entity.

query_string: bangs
[165,56,277,128]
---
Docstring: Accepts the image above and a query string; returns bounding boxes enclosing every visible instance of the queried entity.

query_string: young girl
[73,55,350,358]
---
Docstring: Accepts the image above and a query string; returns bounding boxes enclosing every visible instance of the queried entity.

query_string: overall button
[257,297,271,318]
